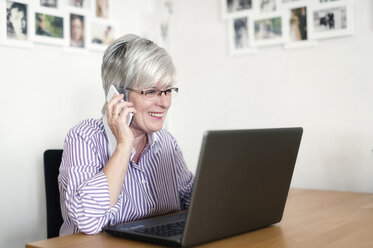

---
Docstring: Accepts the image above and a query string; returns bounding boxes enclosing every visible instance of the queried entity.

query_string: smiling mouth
[149,112,164,118]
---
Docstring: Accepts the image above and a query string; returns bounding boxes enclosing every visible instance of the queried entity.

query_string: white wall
[0,0,372,247]
[0,45,101,248]
[168,0,373,192]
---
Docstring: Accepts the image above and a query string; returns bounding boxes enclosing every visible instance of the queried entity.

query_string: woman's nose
[155,93,171,108]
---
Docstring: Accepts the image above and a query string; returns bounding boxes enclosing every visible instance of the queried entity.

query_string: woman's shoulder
[154,129,175,142]
[68,118,104,139]
[153,129,180,150]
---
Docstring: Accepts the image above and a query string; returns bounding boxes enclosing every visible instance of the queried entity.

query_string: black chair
[44,149,64,238]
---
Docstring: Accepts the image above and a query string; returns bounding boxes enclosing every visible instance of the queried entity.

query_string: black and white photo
[308,1,354,40]
[7,1,28,40]
[0,0,33,47]
[313,6,346,32]
[221,0,253,19]
[260,0,276,13]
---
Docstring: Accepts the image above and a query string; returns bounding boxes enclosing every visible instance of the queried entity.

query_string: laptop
[104,127,303,247]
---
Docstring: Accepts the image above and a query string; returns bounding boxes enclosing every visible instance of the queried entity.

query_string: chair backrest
[44,149,64,238]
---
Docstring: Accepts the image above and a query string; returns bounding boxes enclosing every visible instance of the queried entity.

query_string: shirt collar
[130,131,160,159]
[147,132,156,148]
[148,131,161,153]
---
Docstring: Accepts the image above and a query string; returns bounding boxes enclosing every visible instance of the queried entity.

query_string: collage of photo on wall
[0,0,117,52]
[221,0,354,56]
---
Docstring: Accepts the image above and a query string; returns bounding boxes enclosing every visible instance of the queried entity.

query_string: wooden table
[26,189,373,248]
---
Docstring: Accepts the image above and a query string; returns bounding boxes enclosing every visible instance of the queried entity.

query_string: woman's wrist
[116,140,133,154]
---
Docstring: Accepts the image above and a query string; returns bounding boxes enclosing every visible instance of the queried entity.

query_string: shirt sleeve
[59,129,113,235]
[173,139,194,209]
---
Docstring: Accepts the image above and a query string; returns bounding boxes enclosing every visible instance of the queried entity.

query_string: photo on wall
[95,0,109,19]
[35,12,63,38]
[253,14,285,46]
[32,9,67,45]
[89,19,115,51]
[283,3,318,50]
[259,0,277,13]
[234,17,249,49]
[69,13,85,48]
[289,7,307,42]
[6,0,28,41]
[309,2,354,40]
[0,0,33,48]
[40,0,58,8]
[221,0,254,19]
[66,0,90,10]
[313,6,346,32]
[227,15,257,55]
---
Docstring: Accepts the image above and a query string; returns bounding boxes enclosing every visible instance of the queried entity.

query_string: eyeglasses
[126,87,179,99]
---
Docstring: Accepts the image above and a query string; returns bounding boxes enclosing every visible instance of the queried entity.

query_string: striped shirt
[58,118,194,235]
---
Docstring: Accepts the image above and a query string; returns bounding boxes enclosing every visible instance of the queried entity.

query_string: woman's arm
[59,129,114,234]
[103,143,132,207]
[103,92,136,207]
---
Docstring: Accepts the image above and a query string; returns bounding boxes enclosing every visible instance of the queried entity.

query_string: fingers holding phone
[110,97,136,123]
[106,85,136,146]
[106,85,134,125]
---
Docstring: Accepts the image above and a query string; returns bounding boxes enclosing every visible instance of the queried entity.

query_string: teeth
[149,112,163,117]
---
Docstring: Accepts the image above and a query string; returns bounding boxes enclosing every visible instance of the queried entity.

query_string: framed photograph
[283,3,318,49]
[308,0,354,40]
[69,13,85,48]
[258,0,278,13]
[221,0,255,19]
[0,0,33,48]
[88,18,116,52]
[227,15,258,55]
[39,0,58,9]
[252,13,285,46]
[65,0,90,10]
[94,0,108,19]
[32,8,67,45]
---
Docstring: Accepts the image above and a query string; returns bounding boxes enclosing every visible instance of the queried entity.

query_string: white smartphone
[106,84,133,126]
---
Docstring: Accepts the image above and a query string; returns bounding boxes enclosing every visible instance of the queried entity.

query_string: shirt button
[142,179,147,184]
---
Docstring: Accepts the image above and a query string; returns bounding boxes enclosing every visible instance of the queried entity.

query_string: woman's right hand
[106,93,136,150]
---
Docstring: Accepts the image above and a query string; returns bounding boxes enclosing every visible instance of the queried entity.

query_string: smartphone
[106,84,133,126]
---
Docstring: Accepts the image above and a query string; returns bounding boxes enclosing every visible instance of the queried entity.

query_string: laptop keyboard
[134,220,186,237]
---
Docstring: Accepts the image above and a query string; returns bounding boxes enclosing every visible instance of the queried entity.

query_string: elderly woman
[58,34,194,235]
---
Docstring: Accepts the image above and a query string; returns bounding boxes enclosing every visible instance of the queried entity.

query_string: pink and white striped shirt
[58,118,194,235]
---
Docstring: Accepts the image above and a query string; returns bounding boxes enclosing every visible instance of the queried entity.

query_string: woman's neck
[130,128,148,163]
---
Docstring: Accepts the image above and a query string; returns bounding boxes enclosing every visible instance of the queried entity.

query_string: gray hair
[101,34,176,114]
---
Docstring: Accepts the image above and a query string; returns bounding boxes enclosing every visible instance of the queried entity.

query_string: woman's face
[71,18,83,41]
[129,84,172,135]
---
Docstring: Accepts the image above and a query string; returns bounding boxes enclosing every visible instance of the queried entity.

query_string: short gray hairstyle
[101,34,176,114]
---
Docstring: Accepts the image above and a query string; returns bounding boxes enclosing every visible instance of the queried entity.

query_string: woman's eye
[145,90,157,95]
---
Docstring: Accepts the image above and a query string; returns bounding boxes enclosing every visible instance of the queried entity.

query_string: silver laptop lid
[182,127,303,247]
